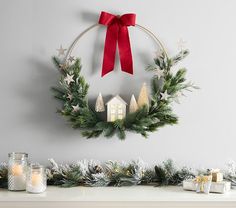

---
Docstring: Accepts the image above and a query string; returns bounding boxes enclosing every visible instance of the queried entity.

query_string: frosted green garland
[0,159,194,188]
[1,159,236,188]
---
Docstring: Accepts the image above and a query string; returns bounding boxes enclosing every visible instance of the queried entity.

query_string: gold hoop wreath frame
[51,12,198,140]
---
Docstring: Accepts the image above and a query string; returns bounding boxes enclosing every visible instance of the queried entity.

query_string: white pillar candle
[12,164,23,176]
[9,164,26,190]
[8,153,28,191]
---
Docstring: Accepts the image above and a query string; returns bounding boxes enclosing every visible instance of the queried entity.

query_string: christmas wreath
[52,12,197,140]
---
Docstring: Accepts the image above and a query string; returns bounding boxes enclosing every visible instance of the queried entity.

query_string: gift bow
[195,176,211,183]
[98,11,136,77]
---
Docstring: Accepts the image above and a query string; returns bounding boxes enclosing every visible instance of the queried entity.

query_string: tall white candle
[9,164,26,190]
[12,164,23,176]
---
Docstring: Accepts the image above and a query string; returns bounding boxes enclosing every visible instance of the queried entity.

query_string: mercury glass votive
[8,152,28,191]
[26,164,46,194]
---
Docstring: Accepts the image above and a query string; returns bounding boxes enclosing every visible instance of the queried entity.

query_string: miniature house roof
[106,95,127,105]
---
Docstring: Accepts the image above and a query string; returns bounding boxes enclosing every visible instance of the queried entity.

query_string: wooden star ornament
[72,104,80,112]
[57,45,67,56]
[59,62,69,71]
[64,74,74,85]
[160,90,169,100]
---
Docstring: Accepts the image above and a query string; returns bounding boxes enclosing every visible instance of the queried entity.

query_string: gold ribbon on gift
[195,175,212,192]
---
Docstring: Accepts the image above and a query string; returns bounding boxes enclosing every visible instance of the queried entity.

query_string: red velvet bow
[98,11,136,77]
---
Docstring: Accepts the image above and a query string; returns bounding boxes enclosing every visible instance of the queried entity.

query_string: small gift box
[211,169,223,182]
[195,175,212,194]
[183,179,231,194]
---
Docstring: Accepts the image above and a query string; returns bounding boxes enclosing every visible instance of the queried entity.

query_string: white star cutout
[72,104,80,112]
[67,94,73,100]
[160,90,169,100]
[68,56,75,62]
[155,67,164,79]
[64,74,74,85]
[57,45,67,56]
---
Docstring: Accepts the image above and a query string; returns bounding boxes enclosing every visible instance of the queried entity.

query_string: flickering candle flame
[11,164,23,176]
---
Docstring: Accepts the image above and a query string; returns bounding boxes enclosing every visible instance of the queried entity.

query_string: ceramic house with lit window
[106,95,127,122]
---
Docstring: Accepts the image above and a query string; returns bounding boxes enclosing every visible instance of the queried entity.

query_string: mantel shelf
[0,186,236,208]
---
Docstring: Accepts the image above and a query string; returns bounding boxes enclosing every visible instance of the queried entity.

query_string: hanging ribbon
[98,11,136,77]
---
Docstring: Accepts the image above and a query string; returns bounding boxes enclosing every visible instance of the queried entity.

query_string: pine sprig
[0,163,8,188]
[154,159,195,186]
[171,50,189,66]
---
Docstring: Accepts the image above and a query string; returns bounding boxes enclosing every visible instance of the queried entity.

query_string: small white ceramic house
[106,95,127,122]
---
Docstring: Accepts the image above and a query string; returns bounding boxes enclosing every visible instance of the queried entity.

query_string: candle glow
[11,164,23,176]
[31,173,42,186]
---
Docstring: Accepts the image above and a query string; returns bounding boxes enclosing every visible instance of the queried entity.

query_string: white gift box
[196,180,211,194]
[183,179,231,194]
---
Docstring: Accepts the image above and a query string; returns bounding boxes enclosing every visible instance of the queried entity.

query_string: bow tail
[118,26,133,75]
[101,24,118,77]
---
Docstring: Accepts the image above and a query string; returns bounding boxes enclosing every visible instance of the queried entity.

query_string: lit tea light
[26,165,46,194]
[31,172,42,186]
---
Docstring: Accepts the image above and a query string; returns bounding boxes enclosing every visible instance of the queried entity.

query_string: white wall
[0,0,236,168]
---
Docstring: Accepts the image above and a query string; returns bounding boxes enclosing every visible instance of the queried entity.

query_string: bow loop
[98,12,116,26]
[120,14,136,26]
[98,11,136,77]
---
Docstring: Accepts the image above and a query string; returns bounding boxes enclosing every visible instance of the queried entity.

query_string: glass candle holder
[26,164,46,194]
[8,152,28,191]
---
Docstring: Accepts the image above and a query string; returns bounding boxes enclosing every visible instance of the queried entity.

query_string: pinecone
[88,164,103,174]
[94,165,103,174]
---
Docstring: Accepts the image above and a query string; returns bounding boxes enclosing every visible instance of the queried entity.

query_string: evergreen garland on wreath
[52,49,197,139]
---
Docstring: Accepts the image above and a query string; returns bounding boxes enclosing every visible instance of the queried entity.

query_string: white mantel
[0,186,236,208]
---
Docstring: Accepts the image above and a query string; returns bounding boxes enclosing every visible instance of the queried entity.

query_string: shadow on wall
[79,11,105,76]
[14,11,102,140]
[80,11,99,23]
[17,57,81,140]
